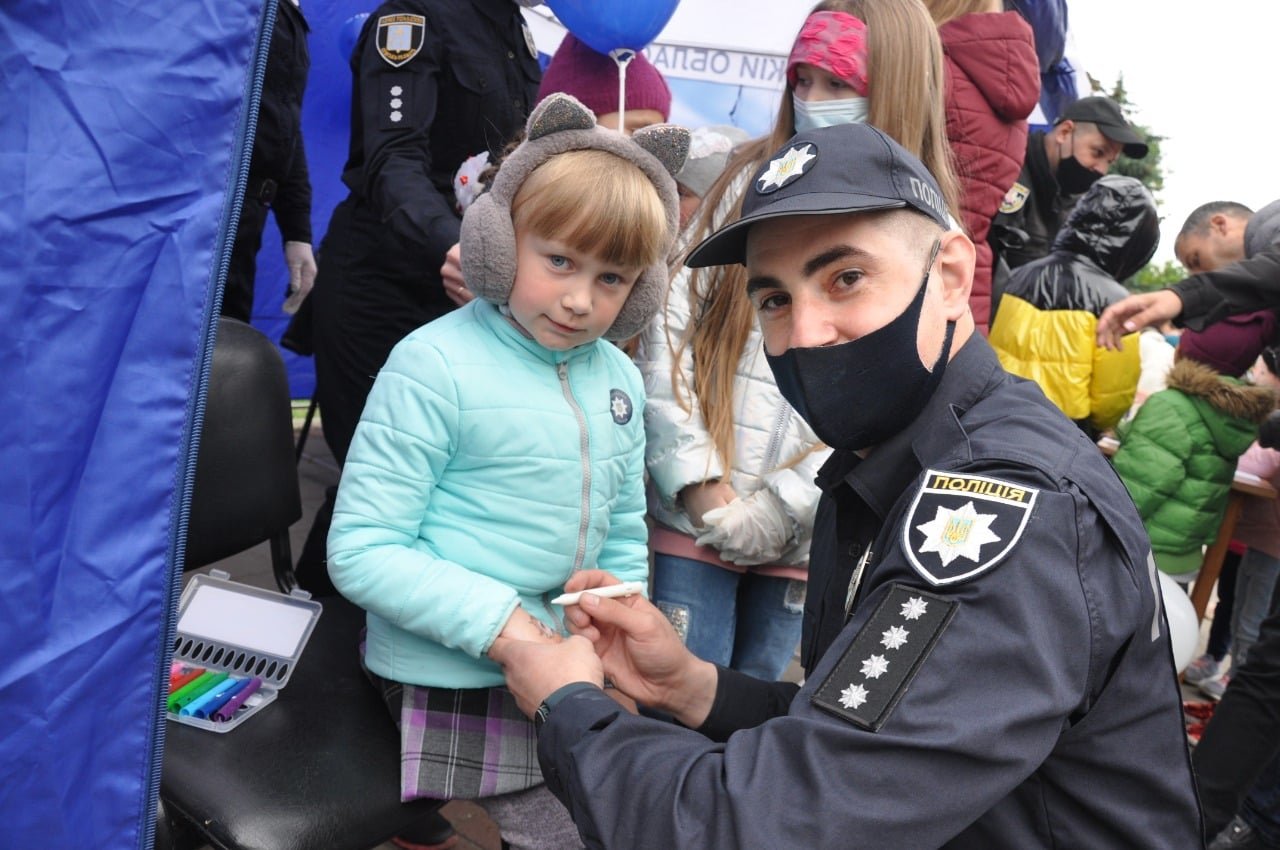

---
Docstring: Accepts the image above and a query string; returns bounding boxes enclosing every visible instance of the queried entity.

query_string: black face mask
[765,241,955,452]
[1056,133,1104,195]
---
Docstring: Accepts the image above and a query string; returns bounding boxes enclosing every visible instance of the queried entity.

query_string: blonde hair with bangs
[671,0,959,472]
[511,148,667,270]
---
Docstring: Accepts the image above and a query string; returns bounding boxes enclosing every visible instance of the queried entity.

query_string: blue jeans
[651,553,804,681]
[1233,548,1280,666]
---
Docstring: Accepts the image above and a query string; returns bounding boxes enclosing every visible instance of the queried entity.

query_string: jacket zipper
[139,3,279,846]
[550,360,592,633]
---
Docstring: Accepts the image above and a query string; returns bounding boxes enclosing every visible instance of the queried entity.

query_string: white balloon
[1159,571,1200,673]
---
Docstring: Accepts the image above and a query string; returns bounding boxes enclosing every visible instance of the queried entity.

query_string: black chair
[159,317,446,850]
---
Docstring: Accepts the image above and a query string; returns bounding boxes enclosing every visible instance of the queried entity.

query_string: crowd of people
[232,1,1280,847]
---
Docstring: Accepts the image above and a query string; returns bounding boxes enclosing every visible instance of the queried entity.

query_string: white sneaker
[1184,653,1221,685]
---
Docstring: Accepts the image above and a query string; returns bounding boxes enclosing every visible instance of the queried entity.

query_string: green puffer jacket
[1112,358,1275,575]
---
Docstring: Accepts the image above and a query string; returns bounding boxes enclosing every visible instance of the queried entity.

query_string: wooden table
[1097,435,1277,621]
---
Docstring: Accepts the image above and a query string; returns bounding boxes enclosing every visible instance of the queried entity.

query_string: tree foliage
[1087,74,1166,200]
[1126,259,1184,294]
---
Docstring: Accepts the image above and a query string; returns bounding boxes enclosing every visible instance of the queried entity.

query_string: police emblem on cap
[902,470,1038,586]
[998,181,1029,215]
[377,14,425,68]
[756,143,817,194]
[609,389,633,425]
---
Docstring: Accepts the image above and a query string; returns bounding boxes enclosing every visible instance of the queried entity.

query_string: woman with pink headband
[637,0,959,682]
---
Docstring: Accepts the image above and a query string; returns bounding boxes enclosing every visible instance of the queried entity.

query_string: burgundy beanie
[1177,309,1279,377]
[536,34,671,120]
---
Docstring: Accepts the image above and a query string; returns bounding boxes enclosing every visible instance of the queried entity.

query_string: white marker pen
[550,581,646,607]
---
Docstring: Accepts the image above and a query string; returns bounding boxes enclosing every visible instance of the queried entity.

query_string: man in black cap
[488,122,1202,848]
[991,95,1149,272]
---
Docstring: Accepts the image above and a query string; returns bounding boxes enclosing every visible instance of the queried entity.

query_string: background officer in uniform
[990,95,1147,273]
[298,0,541,593]
[223,0,315,322]
[490,123,1203,849]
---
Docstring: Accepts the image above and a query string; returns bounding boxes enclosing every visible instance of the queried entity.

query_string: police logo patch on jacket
[377,14,424,67]
[998,181,1029,214]
[902,470,1037,585]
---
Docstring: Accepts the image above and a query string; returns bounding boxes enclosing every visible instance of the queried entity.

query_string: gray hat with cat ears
[459,93,690,341]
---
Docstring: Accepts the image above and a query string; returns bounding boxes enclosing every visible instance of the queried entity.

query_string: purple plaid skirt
[369,671,544,802]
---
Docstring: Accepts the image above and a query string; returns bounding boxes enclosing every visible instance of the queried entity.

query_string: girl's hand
[679,480,737,528]
[488,606,561,660]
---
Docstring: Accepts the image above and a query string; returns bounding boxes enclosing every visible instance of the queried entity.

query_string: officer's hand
[489,635,603,718]
[562,571,719,728]
[282,241,317,314]
[441,243,473,306]
[1097,289,1183,350]
[1259,410,1280,450]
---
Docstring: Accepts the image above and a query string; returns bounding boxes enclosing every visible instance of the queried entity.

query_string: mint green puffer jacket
[329,299,649,688]
[1112,358,1274,575]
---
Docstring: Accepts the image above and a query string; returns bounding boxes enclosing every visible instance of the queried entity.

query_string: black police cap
[1057,96,1149,159]
[686,123,951,268]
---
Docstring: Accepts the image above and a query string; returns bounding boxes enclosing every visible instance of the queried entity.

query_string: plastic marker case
[168,570,322,732]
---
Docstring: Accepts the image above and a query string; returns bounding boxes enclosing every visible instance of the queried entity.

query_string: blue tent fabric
[0,1,264,845]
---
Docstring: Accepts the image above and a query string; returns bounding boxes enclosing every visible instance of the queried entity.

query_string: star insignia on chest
[838,683,868,710]
[813,584,958,732]
[902,469,1038,586]
[756,143,817,194]
[881,625,909,649]
[609,388,633,425]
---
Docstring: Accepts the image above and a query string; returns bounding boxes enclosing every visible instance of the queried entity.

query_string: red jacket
[939,12,1039,334]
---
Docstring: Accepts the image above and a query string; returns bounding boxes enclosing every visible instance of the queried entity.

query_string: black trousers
[1193,580,1280,837]
[221,198,271,323]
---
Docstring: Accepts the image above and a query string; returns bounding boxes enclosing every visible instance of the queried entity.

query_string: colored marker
[181,676,247,719]
[169,665,205,694]
[551,581,645,606]
[211,677,262,723]
[167,671,227,713]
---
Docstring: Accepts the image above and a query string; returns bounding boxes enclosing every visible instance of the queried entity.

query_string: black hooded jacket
[989,175,1159,431]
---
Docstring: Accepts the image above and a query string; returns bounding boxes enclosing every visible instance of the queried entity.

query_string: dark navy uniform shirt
[538,336,1203,849]
[336,0,540,317]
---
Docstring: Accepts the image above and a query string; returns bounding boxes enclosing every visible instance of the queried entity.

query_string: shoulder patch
[812,584,957,731]
[376,14,424,68]
[901,469,1038,586]
[998,181,1029,214]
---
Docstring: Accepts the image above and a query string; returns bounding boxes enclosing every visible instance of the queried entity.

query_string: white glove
[695,489,793,566]
[282,240,317,314]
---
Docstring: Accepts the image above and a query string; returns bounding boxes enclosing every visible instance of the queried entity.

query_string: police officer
[299,0,541,592]
[223,0,315,323]
[990,95,1148,273]
[490,123,1203,848]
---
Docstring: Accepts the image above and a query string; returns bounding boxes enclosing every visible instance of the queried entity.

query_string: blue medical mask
[792,94,869,133]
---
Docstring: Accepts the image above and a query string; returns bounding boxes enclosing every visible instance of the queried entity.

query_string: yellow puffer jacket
[990,175,1158,432]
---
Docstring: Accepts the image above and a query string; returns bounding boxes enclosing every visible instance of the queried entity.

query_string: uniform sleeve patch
[998,181,1029,214]
[376,14,425,67]
[812,584,957,731]
[901,469,1038,586]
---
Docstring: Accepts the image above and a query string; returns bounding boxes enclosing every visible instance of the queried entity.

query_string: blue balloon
[546,0,679,54]
[337,12,369,61]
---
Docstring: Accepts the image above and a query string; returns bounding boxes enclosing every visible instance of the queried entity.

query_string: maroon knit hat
[1177,310,1279,378]
[536,34,671,120]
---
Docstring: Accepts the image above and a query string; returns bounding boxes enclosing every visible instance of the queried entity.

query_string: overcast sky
[1067,1,1276,264]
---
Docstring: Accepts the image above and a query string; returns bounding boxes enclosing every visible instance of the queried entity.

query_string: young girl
[924,0,1039,333]
[636,0,961,681]
[328,95,687,850]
